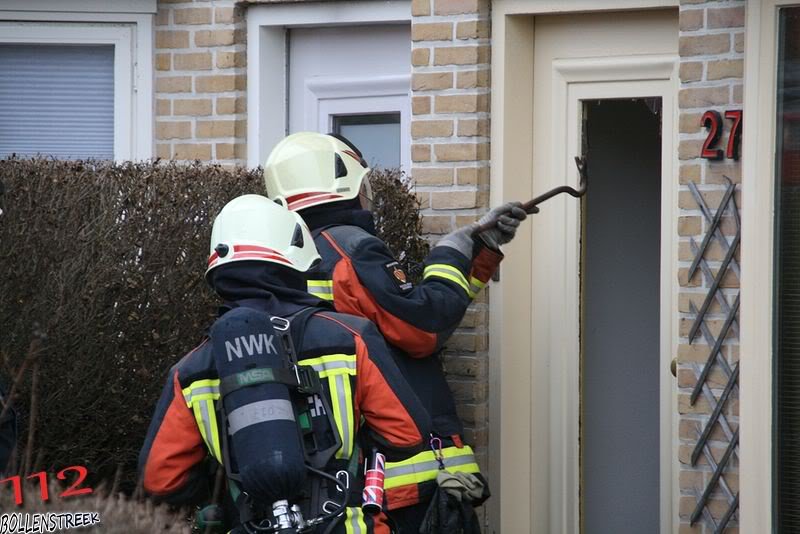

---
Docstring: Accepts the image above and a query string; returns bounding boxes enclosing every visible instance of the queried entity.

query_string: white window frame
[246,0,411,169]
[741,1,800,531]
[0,1,155,160]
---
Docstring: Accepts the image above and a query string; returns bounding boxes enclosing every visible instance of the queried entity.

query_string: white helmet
[264,132,370,211]
[206,194,320,277]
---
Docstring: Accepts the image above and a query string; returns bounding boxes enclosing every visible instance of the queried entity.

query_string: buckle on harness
[271,316,290,331]
[295,365,322,395]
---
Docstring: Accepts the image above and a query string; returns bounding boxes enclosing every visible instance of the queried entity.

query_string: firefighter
[139,195,432,533]
[264,132,528,531]
[0,382,15,474]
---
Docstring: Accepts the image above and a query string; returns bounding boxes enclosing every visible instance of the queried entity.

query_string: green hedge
[0,158,426,492]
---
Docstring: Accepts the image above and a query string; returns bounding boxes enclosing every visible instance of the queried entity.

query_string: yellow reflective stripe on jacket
[468,276,487,299]
[423,264,470,294]
[298,354,357,460]
[384,445,479,490]
[307,279,334,301]
[344,507,368,534]
[183,379,222,463]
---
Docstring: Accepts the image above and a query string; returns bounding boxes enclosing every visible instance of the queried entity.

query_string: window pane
[776,6,800,532]
[0,44,114,160]
[333,113,401,170]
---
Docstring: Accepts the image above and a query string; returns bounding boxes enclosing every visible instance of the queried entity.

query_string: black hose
[305,465,349,534]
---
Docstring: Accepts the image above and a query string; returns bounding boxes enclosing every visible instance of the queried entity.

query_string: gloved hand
[475,201,530,251]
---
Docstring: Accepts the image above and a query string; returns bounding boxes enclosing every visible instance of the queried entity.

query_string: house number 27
[701,109,742,161]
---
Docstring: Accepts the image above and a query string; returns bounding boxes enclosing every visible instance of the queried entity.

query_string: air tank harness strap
[218,365,322,398]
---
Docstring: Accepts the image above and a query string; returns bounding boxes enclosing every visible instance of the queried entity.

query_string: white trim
[246,0,411,168]
[303,74,411,172]
[0,10,153,161]
[488,4,679,533]
[0,0,156,14]
[740,0,794,531]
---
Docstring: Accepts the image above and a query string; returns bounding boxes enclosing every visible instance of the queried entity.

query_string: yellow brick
[457,167,488,185]
[457,69,490,89]
[679,62,702,83]
[155,53,171,71]
[434,0,485,16]
[156,121,191,140]
[679,34,730,57]
[195,30,236,47]
[678,139,705,160]
[411,120,454,138]
[155,8,170,26]
[156,99,171,116]
[156,76,192,93]
[173,52,212,71]
[707,6,745,29]
[156,30,189,49]
[412,144,431,162]
[457,118,489,137]
[679,164,701,185]
[435,94,489,113]
[412,96,431,115]
[173,99,212,116]
[434,46,490,66]
[216,143,246,160]
[706,163,742,185]
[215,7,237,24]
[679,112,703,134]
[733,84,743,105]
[679,9,703,31]
[174,143,212,161]
[411,48,430,67]
[412,23,452,41]
[412,72,453,91]
[431,190,478,209]
[216,97,246,115]
[679,86,729,108]
[707,59,743,81]
[734,32,744,53]
[412,0,430,16]
[156,143,171,159]
[434,143,489,162]
[412,168,453,185]
[197,120,246,138]
[422,215,453,235]
[456,20,489,40]
[195,75,246,93]
[217,51,247,69]
[174,7,212,25]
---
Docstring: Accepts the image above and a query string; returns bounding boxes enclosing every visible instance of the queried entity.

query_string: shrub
[0,158,428,493]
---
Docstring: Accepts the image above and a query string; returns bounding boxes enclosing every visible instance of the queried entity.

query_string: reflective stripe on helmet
[307,279,334,301]
[286,192,344,211]
[298,354,357,460]
[383,446,479,490]
[422,264,470,295]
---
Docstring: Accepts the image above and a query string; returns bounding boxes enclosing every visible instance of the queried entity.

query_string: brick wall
[155,0,247,164]
[410,0,493,479]
[676,1,744,532]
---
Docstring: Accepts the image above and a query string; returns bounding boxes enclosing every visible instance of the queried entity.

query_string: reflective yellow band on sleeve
[423,264,470,294]
[344,507,368,534]
[384,445,479,490]
[182,378,221,407]
[468,276,487,299]
[307,280,334,301]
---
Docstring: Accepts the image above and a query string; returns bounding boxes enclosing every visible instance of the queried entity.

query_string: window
[332,113,402,169]
[0,44,115,159]
[775,5,800,531]
[0,2,155,160]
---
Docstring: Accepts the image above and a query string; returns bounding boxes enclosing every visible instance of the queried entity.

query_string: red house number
[701,109,743,161]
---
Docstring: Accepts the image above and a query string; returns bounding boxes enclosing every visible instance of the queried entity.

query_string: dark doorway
[581,98,662,533]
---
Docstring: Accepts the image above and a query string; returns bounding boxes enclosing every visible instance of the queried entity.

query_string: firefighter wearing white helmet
[264,132,528,532]
[265,132,371,212]
[140,193,432,534]
[206,193,319,276]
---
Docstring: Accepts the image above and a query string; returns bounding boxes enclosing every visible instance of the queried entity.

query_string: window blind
[0,44,114,160]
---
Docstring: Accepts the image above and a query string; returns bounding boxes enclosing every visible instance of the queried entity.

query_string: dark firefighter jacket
[302,204,496,511]
[138,264,432,533]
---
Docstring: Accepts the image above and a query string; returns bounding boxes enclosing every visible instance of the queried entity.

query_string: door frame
[488,2,679,533]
